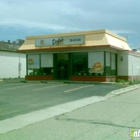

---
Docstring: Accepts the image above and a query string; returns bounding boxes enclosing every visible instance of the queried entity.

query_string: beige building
[18,29,140,82]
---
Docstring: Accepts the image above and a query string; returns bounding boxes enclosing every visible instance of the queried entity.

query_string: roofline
[17,45,109,53]
[26,29,127,42]
[112,49,140,57]
[17,44,129,53]
[0,50,18,53]
[128,50,140,56]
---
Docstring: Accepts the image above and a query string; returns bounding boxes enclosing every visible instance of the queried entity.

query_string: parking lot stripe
[64,85,94,93]
[0,83,23,87]
[7,84,41,90]
[33,84,67,91]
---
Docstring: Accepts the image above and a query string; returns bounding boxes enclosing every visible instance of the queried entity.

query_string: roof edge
[105,30,127,42]
[26,29,126,42]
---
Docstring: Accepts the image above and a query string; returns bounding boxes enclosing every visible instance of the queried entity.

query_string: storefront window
[27,54,40,75]
[40,54,53,75]
[72,53,88,75]
[88,52,104,76]
[105,52,117,76]
[111,53,117,75]
[27,54,53,76]
[105,52,111,75]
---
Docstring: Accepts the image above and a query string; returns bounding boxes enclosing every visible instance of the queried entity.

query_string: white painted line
[0,96,106,134]
[64,85,94,93]
[1,83,23,87]
[33,84,67,91]
[7,84,41,90]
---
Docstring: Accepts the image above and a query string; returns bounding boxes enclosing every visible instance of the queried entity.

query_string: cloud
[0,0,140,48]
[0,0,139,33]
[112,30,137,34]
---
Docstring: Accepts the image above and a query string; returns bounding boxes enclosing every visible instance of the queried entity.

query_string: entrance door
[56,53,69,80]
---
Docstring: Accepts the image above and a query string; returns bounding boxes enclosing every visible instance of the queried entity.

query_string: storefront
[18,29,133,82]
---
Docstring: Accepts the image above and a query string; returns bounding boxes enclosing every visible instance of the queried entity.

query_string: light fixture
[121,56,123,61]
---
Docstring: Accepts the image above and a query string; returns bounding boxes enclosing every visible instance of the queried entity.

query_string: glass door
[56,53,69,80]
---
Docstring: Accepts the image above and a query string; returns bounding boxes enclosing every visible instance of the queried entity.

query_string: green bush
[128,79,140,85]
[117,79,126,83]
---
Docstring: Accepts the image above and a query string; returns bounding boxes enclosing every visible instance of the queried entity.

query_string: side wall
[117,51,140,81]
[0,51,26,78]
[117,52,128,76]
[128,53,140,79]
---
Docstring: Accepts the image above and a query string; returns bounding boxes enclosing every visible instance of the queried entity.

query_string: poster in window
[88,52,104,74]
[28,55,40,69]
[89,61,104,74]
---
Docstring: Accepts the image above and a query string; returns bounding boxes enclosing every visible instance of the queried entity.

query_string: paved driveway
[0,82,123,121]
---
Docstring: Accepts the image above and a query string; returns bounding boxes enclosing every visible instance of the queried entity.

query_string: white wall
[117,52,128,76]
[128,54,140,76]
[117,52,140,78]
[0,51,26,78]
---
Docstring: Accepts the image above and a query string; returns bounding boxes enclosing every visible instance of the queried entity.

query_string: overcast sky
[0,0,140,49]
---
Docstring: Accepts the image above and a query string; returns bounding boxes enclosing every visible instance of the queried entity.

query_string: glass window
[88,52,104,76]
[40,54,53,75]
[105,52,117,76]
[105,52,111,75]
[41,54,53,67]
[27,54,53,76]
[27,54,40,75]
[72,53,88,75]
[111,53,117,75]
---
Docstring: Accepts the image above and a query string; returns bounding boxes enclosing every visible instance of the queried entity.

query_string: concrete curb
[1,79,25,83]
[3,79,116,85]
[106,84,140,98]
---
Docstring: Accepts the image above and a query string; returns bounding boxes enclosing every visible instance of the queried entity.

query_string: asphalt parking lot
[0,82,124,121]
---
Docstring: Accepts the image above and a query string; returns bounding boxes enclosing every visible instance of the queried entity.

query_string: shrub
[117,79,126,83]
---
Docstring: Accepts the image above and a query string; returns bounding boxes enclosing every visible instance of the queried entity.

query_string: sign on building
[35,35,85,47]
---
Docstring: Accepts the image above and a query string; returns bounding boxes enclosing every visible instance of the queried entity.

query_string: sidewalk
[0,85,140,140]
[1,78,26,83]
[0,78,116,85]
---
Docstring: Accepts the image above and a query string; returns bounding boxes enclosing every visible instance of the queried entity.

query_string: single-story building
[17,29,140,82]
[0,40,26,79]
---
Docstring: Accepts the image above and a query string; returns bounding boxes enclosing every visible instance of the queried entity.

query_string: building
[17,29,140,82]
[0,40,26,79]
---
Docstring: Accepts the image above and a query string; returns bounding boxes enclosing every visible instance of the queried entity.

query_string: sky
[0,0,140,49]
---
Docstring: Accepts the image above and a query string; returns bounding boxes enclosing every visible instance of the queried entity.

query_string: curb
[1,79,116,85]
[106,84,140,98]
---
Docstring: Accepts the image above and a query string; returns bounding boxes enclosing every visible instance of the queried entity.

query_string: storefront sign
[35,35,85,47]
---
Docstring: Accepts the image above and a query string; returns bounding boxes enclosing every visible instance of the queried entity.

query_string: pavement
[0,82,122,121]
[0,81,140,139]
